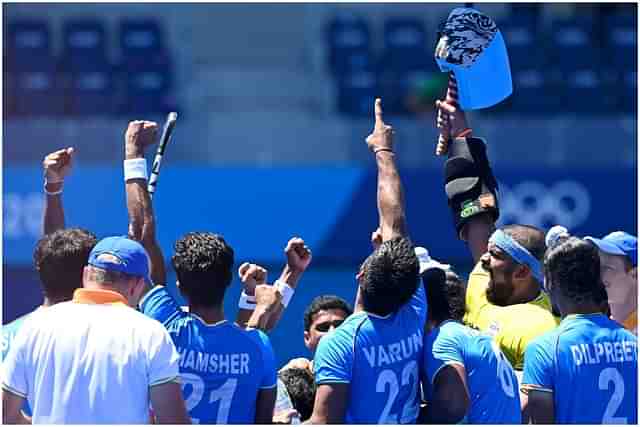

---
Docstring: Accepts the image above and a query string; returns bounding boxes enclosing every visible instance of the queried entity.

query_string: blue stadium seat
[500,17,544,70]
[336,70,378,117]
[122,63,173,114]
[550,18,597,70]
[604,13,637,70]
[381,18,427,72]
[561,69,612,114]
[7,19,52,71]
[13,62,62,116]
[327,13,372,75]
[119,18,169,69]
[62,19,108,70]
[499,68,561,114]
[67,67,115,115]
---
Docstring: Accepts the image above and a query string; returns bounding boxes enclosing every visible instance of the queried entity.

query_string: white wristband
[275,280,295,308]
[124,158,148,181]
[44,181,63,196]
[238,291,257,310]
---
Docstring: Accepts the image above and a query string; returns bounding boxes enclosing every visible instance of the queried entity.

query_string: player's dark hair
[33,228,98,301]
[424,269,466,324]
[172,232,234,307]
[544,237,605,306]
[303,295,352,332]
[502,224,546,261]
[359,237,419,316]
[278,368,316,422]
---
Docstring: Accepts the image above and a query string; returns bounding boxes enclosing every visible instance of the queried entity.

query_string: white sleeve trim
[138,285,166,310]
[521,384,554,394]
[2,383,27,399]
[316,379,351,385]
[149,375,180,388]
[431,360,465,384]
[259,382,277,389]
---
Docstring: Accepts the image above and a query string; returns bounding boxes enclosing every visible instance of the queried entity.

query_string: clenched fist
[238,262,268,296]
[285,237,312,273]
[43,147,74,184]
[125,120,158,149]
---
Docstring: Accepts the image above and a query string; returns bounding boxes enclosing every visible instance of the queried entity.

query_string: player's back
[315,285,425,424]
[424,321,521,423]
[3,301,178,424]
[528,314,637,424]
[166,316,276,424]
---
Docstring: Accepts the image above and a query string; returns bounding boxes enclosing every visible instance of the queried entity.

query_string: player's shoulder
[526,327,558,356]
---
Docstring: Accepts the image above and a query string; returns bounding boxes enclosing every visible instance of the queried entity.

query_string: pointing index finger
[374,98,384,128]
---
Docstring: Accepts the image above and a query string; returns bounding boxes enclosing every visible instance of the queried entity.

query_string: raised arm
[235,237,312,332]
[436,99,497,264]
[124,120,166,287]
[366,98,407,241]
[42,147,74,235]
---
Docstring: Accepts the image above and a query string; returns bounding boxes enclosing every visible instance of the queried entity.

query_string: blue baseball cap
[585,231,637,266]
[88,236,150,279]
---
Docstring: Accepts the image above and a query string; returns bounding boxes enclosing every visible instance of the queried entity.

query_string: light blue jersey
[2,312,35,417]
[522,313,638,424]
[423,321,521,423]
[314,285,426,424]
[140,286,277,424]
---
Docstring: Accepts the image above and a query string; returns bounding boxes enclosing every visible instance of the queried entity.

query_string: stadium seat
[326,13,372,75]
[61,18,108,70]
[121,63,174,114]
[336,70,378,117]
[500,16,544,70]
[604,13,637,71]
[119,18,169,69]
[381,18,428,72]
[13,62,62,116]
[550,18,597,70]
[67,67,116,115]
[499,68,561,114]
[7,19,52,71]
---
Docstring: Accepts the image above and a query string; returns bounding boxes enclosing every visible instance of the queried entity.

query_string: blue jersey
[314,284,426,424]
[140,286,277,424]
[2,312,35,417]
[423,321,521,423]
[522,313,637,424]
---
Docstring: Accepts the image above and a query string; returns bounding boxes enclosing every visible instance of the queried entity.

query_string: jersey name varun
[362,332,422,368]
[570,340,637,366]
[178,347,250,375]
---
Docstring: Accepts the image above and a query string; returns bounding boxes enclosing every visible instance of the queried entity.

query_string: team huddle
[1,96,637,424]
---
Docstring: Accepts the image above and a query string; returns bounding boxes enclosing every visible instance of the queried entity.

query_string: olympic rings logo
[498,180,591,230]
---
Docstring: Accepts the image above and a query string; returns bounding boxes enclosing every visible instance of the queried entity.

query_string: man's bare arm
[149,381,191,424]
[124,120,166,288]
[424,364,470,424]
[366,98,407,242]
[42,147,74,235]
[527,389,555,424]
[235,263,269,329]
[1,389,30,424]
[307,383,349,424]
[254,387,277,424]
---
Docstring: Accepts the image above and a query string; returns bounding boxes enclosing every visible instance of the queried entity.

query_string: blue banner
[3,166,636,266]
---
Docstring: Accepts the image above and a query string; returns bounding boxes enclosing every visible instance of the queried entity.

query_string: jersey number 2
[376,361,419,424]
[181,373,238,424]
[598,367,627,424]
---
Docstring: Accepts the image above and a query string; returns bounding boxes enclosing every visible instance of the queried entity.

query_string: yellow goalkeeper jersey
[463,261,560,370]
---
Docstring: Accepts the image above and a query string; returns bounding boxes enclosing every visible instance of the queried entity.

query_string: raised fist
[125,120,158,149]
[285,237,312,273]
[365,98,394,153]
[43,147,75,183]
[238,262,268,296]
